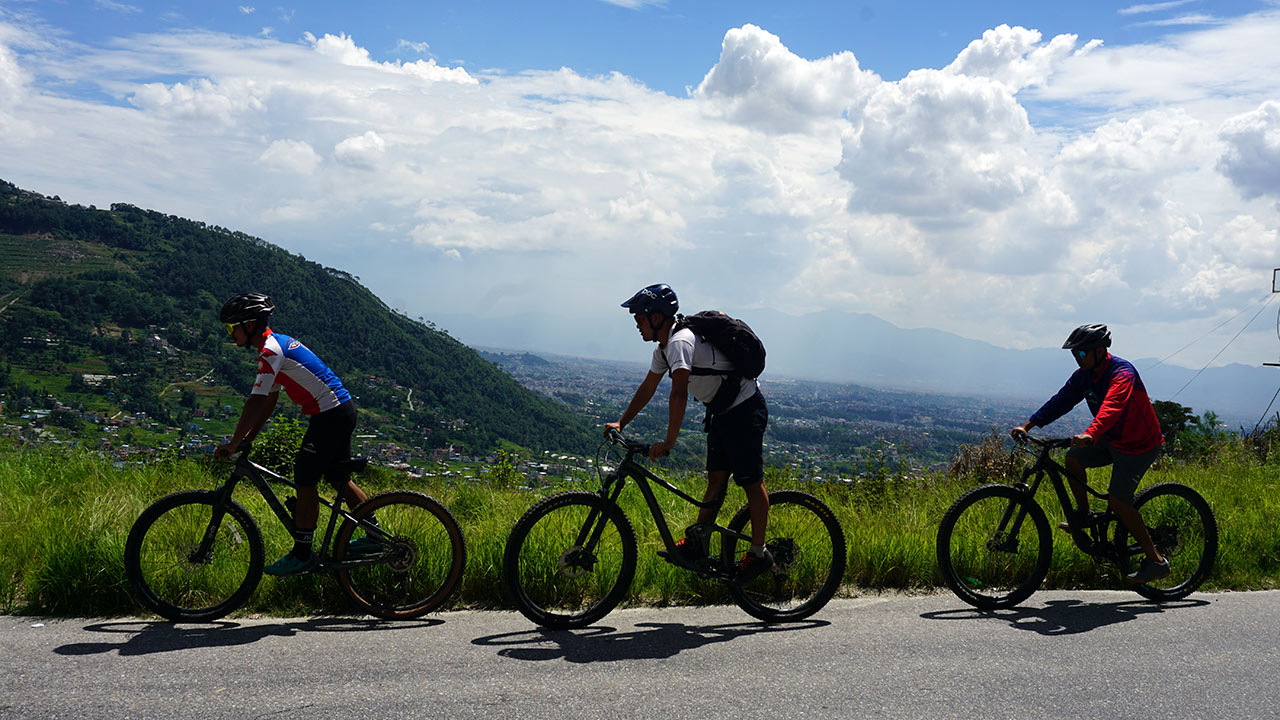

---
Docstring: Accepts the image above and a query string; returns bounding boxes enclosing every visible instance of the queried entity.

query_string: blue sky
[2,0,1279,369]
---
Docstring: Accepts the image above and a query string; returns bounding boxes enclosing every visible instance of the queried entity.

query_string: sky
[1,0,1279,369]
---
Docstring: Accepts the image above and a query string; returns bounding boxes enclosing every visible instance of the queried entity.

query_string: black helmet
[1062,323,1111,350]
[621,284,679,317]
[219,292,274,325]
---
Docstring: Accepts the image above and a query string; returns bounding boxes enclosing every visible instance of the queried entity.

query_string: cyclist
[1011,323,1169,583]
[213,292,372,576]
[605,283,773,585]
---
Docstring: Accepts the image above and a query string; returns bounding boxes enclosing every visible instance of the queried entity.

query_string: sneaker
[1126,557,1171,584]
[733,549,775,586]
[656,537,704,567]
[264,552,315,576]
[346,536,383,556]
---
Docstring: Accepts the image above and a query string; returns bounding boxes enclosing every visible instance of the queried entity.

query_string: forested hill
[0,179,595,454]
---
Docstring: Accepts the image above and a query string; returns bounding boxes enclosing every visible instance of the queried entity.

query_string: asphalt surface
[4,590,1279,719]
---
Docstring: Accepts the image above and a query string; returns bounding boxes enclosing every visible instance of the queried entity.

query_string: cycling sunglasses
[1072,349,1090,360]
[225,322,237,336]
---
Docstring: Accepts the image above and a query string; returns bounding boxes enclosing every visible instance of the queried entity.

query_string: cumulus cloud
[945,24,1081,91]
[334,131,385,169]
[694,24,879,134]
[2,17,1279,365]
[257,139,322,174]
[1218,101,1280,201]
[306,32,475,84]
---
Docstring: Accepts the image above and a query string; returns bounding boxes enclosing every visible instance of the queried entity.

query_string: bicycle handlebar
[605,427,652,456]
[1013,432,1072,451]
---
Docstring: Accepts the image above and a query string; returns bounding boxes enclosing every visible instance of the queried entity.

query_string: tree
[1152,400,1195,441]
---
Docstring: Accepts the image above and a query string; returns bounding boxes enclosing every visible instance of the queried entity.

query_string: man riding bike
[1011,323,1169,583]
[606,284,773,585]
[213,292,373,576]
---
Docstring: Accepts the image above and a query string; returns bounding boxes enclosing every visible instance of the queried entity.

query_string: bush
[253,416,306,476]
[948,428,1024,483]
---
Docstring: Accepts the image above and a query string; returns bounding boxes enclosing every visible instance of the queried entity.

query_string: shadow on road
[919,596,1210,635]
[472,618,828,663]
[52,616,443,657]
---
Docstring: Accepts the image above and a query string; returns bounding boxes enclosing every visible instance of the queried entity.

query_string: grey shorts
[1065,442,1162,504]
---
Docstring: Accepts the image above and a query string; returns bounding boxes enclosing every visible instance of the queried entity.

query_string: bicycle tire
[124,489,264,622]
[1116,482,1218,601]
[502,491,637,629]
[334,490,467,620]
[726,490,846,622]
[936,484,1052,610]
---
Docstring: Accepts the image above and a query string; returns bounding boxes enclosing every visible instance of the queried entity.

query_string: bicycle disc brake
[557,545,596,578]
[384,538,419,573]
[768,538,799,574]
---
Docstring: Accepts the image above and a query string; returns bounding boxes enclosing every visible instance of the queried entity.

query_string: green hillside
[0,179,594,455]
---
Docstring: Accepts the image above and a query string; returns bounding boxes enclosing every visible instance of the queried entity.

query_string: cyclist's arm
[650,368,689,459]
[1027,373,1086,430]
[609,370,664,433]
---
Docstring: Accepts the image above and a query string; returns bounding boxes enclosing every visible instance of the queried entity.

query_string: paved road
[3,591,1278,719]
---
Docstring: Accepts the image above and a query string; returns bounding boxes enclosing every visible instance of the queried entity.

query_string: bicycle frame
[595,434,752,579]
[192,449,391,571]
[1007,437,1131,564]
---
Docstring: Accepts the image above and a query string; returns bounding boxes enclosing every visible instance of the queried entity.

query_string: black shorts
[1065,441,1162,504]
[705,391,768,487]
[293,401,357,488]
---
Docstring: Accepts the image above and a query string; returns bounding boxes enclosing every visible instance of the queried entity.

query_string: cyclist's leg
[741,481,768,546]
[319,401,364,509]
[1064,444,1112,512]
[287,419,325,563]
[697,472,729,525]
[1106,445,1164,563]
[724,392,769,545]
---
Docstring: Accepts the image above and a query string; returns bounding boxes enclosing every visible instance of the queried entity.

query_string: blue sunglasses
[1072,349,1090,359]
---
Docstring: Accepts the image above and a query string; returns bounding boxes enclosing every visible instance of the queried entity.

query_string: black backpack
[672,311,766,415]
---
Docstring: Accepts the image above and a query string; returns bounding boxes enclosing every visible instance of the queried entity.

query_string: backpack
[672,311,766,413]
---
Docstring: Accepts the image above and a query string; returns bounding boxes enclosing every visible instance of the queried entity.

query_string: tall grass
[1,439,1277,618]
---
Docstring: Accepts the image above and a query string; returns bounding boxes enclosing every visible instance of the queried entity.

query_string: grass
[0,440,1277,618]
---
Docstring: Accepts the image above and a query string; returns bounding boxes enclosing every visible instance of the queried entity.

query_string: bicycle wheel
[124,490,264,622]
[334,491,466,620]
[502,491,636,629]
[1116,482,1218,601]
[936,484,1051,610]
[727,490,846,622]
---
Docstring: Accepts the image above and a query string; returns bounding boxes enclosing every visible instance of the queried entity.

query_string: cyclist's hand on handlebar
[1010,424,1032,441]
[213,442,236,460]
[648,440,672,460]
[604,421,622,438]
[1070,433,1095,448]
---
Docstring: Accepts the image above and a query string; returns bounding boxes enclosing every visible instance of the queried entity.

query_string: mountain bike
[124,444,466,622]
[936,433,1217,609]
[502,428,846,629]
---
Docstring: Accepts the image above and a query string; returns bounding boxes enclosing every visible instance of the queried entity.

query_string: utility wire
[1251,383,1280,435]
[1145,291,1274,371]
[1170,293,1280,401]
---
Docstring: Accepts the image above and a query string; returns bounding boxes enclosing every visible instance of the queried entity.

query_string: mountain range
[434,309,1280,429]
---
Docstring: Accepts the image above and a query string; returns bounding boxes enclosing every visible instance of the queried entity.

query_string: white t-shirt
[650,327,759,411]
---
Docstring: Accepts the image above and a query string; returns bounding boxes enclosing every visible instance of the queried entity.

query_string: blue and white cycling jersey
[251,329,351,415]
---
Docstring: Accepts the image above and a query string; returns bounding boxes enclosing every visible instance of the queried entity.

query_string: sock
[292,529,314,561]
[749,544,767,556]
